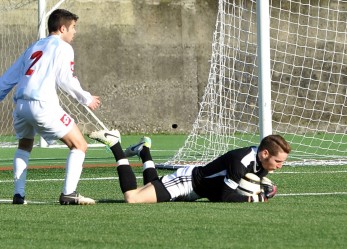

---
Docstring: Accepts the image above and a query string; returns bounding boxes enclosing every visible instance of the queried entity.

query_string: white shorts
[13,99,75,145]
[161,166,200,202]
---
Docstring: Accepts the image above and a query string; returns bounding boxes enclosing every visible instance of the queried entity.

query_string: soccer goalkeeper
[89,130,291,203]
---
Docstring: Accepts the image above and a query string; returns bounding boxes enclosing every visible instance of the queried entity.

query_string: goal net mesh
[160,0,347,168]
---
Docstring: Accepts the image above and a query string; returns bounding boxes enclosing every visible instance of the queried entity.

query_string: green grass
[2,133,346,163]
[0,135,346,248]
[0,134,187,168]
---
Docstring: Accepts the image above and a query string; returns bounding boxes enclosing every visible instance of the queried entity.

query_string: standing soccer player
[0,9,100,205]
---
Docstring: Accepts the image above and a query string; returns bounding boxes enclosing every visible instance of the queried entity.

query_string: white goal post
[0,0,108,148]
[159,0,347,168]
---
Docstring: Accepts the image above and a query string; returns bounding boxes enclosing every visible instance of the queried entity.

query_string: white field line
[0,169,346,183]
[0,199,48,204]
[277,192,347,196]
[275,170,347,174]
[0,176,141,183]
[1,168,346,184]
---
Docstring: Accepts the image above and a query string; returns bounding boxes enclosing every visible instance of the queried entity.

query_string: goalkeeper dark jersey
[191,146,269,202]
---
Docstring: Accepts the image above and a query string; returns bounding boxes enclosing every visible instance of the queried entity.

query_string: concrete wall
[71,0,218,134]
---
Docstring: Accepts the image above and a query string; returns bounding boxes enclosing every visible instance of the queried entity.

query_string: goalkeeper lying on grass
[89,131,291,203]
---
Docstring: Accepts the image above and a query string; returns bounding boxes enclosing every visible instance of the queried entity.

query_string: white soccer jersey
[0,35,92,106]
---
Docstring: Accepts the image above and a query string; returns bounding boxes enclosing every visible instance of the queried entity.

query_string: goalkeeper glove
[250,192,268,202]
[261,177,277,198]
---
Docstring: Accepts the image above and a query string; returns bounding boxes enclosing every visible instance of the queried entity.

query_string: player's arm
[56,44,99,108]
[221,181,267,202]
[220,184,250,202]
[219,154,251,202]
[0,53,25,101]
[222,174,268,203]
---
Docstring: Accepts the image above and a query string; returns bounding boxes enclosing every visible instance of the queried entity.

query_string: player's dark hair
[258,135,291,156]
[48,9,78,33]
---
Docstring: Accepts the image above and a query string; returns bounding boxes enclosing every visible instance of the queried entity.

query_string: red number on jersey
[25,51,43,76]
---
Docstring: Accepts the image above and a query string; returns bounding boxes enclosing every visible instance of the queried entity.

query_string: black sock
[117,165,137,193]
[139,146,152,163]
[110,142,125,161]
[143,168,159,185]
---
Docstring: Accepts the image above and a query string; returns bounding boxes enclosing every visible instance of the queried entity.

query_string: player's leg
[32,103,94,205]
[124,137,170,203]
[124,137,158,184]
[12,101,35,204]
[110,141,160,203]
[60,123,88,195]
[123,183,157,203]
[12,138,34,204]
[88,129,138,200]
[123,164,199,203]
[160,166,200,201]
[141,147,159,184]
[89,131,170,203]
[113,141,138,196]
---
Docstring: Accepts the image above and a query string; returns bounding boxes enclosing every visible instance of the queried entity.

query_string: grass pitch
[0,135,346,249]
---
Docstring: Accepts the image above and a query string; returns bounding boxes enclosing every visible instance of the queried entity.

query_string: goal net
[0,0,108,147]
[160,0,347,168]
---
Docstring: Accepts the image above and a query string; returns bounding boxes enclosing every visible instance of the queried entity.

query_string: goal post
[0,0,108,148]
[257,0,272,139]
[159,0,347,168]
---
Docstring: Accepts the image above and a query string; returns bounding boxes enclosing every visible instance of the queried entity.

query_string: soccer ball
[236,173,261,196]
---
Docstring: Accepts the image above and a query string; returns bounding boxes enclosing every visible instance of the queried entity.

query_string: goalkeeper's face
[260,150,288,171]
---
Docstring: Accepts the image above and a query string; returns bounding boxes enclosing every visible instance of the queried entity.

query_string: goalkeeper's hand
[261,177,277,199]
[250,192,268,202]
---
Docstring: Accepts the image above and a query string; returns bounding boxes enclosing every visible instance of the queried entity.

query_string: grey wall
[71,0,218,134]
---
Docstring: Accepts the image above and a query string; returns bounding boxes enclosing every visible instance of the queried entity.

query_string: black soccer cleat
[13,193,27,205]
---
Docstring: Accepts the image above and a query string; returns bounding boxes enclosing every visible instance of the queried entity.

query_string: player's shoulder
[229,146,257,157]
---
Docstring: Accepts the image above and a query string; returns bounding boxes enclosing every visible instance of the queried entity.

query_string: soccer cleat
[88,129,120,147]
[59,191,96,205]
[124,136,151,157]
[13,194,27,205]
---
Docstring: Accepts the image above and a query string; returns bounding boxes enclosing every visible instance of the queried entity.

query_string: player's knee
[79,140,88,152]
[71,139,88,152]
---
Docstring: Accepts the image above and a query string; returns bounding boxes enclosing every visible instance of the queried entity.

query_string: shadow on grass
[97,199,125,203]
